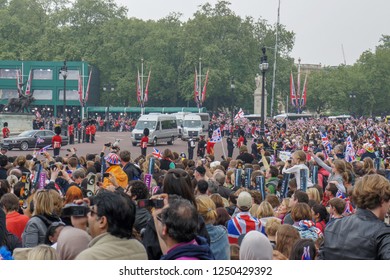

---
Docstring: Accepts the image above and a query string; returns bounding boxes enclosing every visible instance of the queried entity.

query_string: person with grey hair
[211,172,233,199]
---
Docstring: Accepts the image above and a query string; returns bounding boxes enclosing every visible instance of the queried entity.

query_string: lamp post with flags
[194,57,209,113]
[289,58,308,114]
[136,58,151,115]
[78,65,92,120]
[259,47,269,137]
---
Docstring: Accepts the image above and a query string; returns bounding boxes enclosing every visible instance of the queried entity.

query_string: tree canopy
[0,0,388,116]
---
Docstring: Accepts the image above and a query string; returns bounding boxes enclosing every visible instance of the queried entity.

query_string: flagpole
[270,0,280,117]
[141,58,144,115]
[198,57,202,113]
[297,58,301,114]
[81,63,85,120]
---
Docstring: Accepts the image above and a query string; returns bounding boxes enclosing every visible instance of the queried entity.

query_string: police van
[181,114,203,141]
[131,114,178,146]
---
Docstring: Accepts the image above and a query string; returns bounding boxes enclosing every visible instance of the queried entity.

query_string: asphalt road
[5,132,242,161]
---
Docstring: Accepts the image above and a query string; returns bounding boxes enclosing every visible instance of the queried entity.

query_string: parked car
[1,130,68,151]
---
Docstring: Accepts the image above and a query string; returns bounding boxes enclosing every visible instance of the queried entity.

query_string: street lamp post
[259,47,269,137]
[230,77,235,127]
[60,60,68,118]
[349,92,356,116]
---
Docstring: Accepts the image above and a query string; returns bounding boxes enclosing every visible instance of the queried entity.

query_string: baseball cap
[237,191,252,211]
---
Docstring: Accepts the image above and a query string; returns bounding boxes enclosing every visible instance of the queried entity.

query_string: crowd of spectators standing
[0,115,390,260]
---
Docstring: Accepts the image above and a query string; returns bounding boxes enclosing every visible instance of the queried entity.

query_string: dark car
[1,130,68,151]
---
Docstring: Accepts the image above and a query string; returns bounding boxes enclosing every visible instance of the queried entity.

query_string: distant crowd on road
[0,114,390,260]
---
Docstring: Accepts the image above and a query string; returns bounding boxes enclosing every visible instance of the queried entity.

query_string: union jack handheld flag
[321,132,332,159]
[152,148,163,159]
[344,136,356,162]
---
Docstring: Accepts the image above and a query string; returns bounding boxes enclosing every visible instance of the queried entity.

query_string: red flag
[136,71,141,104]
[85,70,92,103]
[78,73,83,105]
[194,68,199,104]
[290,72,297,107]
[25,70,32,95]
[201,69,209,103]
[144,70,151,103]
[301,74,307,107]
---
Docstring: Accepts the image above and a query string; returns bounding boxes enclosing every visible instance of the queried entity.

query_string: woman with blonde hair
[27,244,58,260]
[275,198,291,220]
[256,201,279,227]
[22,190,61,248]
[307,187,321,204]
[196,195,230,260]
[282,150,313,189]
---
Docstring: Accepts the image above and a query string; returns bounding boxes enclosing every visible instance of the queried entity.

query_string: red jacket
[90,124,96,134]
[68,124,74,136]
[52,134,62,149]
[6,212,29,240]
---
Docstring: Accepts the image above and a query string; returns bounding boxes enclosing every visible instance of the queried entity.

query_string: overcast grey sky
[115,0,390,66]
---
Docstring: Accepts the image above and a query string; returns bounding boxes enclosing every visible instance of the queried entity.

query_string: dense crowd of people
[0,115,390,260]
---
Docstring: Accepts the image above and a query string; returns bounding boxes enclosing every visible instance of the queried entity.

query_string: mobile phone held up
[103,172,110,178]
[137,199,164,209]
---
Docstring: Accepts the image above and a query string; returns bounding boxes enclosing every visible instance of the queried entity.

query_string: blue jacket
[160,236,215,260]
[206,224,230,260]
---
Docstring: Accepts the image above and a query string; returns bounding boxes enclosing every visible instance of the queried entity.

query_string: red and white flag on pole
[85,70,92,103]
[201,69,209,103]
[234,108,244,120]
[78,73,83,105]
[144,70,151,103]
[194,68,199,104]
[301,74,307,107]
[136,71,141,104]
[290,72,297,107]
[25,70,33,95]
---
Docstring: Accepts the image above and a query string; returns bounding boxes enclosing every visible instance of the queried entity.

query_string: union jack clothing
[227,212,262,244]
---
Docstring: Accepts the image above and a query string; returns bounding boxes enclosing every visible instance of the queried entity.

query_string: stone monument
[254,73,267,117]
[0,94,35,135]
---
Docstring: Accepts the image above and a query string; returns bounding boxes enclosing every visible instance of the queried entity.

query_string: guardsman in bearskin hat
[140,128,149,157]
[52,125,62,156]
[90,119,96,143]
[2,122,10,138]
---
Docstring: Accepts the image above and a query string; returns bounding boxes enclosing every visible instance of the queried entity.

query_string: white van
[131,114,178,146]
[195,112,210,132]
[181,114,203,140]
[171,112,190,138]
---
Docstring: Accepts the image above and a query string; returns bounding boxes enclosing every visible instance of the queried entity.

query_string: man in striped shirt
[227,191,262,244]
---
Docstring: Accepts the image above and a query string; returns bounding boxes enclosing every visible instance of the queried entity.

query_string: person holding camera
[75,191,147,260]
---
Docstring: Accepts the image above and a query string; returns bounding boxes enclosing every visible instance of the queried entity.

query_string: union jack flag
[321,132,332,159]
[344,136,355,162]
[152,148,162,159]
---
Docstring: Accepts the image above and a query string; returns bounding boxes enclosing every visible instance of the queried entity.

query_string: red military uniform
[90,124,96,143]
[2,127,10,138]
[85,125,91,143]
